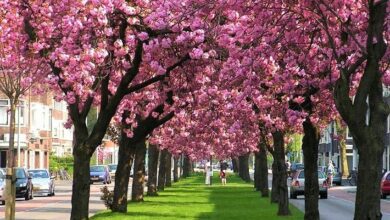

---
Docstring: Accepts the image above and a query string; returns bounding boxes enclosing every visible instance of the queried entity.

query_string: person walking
[220,169,227,185]
[327,160,335,187]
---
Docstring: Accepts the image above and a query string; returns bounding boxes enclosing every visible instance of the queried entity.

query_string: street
[0,180,118,220]
[289,186,390,220]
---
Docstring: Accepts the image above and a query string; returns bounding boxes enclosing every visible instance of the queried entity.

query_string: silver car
[290,169,328,199]
[0,170,5,204]
[28,169,55,196]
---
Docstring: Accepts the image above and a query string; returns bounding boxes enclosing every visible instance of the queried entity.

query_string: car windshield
[15,169,26,179]
[298,171,325,179]
[28,170,49,178]
[108,165,117,171]
[90,166,105,172]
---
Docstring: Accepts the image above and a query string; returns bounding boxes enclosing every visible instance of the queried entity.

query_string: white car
[108,164,117,179]
[0,170,5,204]
[28,169,55,196]
[290,169,328,199]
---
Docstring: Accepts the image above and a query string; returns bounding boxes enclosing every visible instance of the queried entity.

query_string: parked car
[0,169,5,205]
[332,172,342,186]
[381,171,390,199]
[28,169,55,196]
[108,164,117,179]
[15,168,33,200]
[291,163,304,172]
[290,169,328,199]
[90,165,111,184]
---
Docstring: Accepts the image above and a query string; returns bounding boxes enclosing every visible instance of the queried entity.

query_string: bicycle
[347,172,358,186]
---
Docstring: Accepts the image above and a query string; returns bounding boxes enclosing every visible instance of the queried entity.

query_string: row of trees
[1,1,389,220]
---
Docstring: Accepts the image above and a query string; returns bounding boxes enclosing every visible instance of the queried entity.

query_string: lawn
[91,173,304,220]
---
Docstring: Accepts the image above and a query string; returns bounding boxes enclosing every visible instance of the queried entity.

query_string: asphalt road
[289,187,390,220]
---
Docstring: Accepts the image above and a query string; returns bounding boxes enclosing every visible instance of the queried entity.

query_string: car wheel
[320,192,328,199]
[290,192,297,199]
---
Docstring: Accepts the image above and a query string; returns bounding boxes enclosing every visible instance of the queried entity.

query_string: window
[0,100,8,125]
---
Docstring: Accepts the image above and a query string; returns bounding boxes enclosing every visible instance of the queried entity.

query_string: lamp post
[17,105,21,167]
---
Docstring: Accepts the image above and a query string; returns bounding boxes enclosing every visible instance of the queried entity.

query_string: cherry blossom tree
[18,0,219,218]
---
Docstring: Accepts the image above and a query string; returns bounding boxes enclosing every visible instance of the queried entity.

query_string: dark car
[90,165,111,184]
[332,172,342,186]
[15,168,33,200]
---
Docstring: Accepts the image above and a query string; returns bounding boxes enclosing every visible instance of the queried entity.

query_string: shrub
[100,186,114,210]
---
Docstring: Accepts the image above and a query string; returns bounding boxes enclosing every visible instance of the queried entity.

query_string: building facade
[0,91,72,169]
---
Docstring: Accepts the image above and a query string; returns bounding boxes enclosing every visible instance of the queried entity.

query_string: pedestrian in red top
[220,170,227,185]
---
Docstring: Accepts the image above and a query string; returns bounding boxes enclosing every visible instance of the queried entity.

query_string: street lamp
[17,104,21,167]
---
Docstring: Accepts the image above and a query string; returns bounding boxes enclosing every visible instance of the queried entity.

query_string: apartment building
[0,91,73,169]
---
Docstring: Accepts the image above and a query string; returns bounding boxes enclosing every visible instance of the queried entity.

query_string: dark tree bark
[302,118,320,220]
[173,156,179,182]
[254,152,260,190]
[232,157,239,173]
[131,139,146,202]
[165,152,172,187]
[270,154,279,203]
[257,142,269,197]
[272,131,290,216]
[330,2,388,219]
[112,132,136,212]
[183,154,192,178]
[71,143,92,219]
[158,149,168,190]
[238,154,251,182]
[147,144,159,196]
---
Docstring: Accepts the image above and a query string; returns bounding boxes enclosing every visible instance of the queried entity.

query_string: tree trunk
[258,142,269,197]
[70,144,92,219]
[272,131,290,216]
[336,120,350,178]
[7,99,16,168]
[270,153,279,203]
[147,144,159,196]
[158,149,168,191]
[302,118,320,220]
[339,139,349,178]
[332,2,388,220]
[5,99,17,220]
[232,157,239,173]
[354,139,383,220]
[173,156,179,182]
[165,152,172,187]
[183,154,191,178]
[112,132,136,212]
[238,154,251,182]
[254,152,260,190]
[131,139,146,202]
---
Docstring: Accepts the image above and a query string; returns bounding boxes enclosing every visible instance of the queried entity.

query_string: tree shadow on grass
[196,175,304,220]
[92,211,190,219]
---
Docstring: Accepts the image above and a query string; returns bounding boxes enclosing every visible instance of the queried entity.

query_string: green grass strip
[91,173,303,220]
